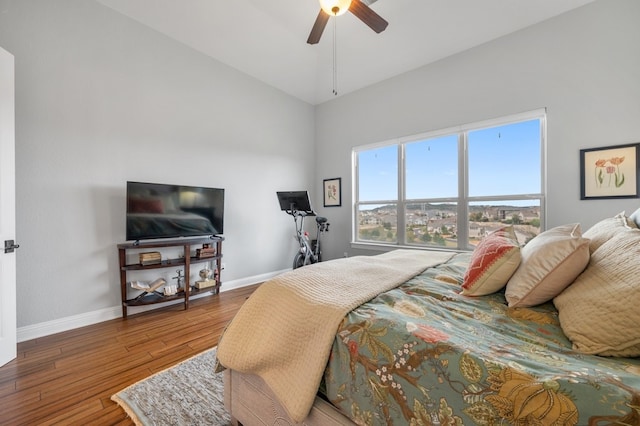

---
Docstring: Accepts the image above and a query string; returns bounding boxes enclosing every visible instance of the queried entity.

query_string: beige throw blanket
[216,249,454,422]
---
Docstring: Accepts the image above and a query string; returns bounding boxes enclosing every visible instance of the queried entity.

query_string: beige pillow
[554,229,640,356]
[505,223,589,308]
[582,211,636,254]
[461,226,521,296]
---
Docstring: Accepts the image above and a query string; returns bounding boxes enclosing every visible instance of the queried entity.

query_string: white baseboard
[220,269,288,291]
[16,269,288,343]
[17,306,122,343]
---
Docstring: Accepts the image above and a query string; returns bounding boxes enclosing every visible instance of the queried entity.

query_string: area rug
[112,347,231,425]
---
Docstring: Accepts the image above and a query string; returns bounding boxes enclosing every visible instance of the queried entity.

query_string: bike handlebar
[286,209,316,217]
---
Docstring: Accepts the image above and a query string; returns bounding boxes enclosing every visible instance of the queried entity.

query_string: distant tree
[470,212,483,222]
[383,222,392,230]
[511,214,522,225]
[529,218,540,227]
[407,228,415,241]
[421,232,432,243]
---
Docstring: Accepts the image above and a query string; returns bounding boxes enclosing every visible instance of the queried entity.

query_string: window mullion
[457,132,469,249]
[539,115,547,231]
[397,144,406,245]
[352,151,359,243]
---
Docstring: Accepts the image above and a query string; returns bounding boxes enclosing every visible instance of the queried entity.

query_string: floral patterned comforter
[323,252,640,425]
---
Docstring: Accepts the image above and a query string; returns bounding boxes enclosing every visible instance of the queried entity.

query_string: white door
[0,46,16,367]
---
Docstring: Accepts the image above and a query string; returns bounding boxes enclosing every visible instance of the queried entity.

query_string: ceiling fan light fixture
[319,0,352,16]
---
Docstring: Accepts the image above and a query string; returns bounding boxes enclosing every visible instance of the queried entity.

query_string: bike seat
[316,216,328,224]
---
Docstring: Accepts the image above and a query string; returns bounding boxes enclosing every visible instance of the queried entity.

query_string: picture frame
[580,143,640,199]
[323,177,342,207]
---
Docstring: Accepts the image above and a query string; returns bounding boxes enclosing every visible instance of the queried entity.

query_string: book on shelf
[196,247,216,258]
[195,278,216,290]
[130,278,166,293]
[139,251,161,265]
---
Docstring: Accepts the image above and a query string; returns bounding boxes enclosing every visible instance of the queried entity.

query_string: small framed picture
[580,143,640,199]
[323,177,342,207]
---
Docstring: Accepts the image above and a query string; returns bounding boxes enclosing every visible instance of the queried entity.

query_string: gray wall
[314,0,640,260]
[0,0,315,328]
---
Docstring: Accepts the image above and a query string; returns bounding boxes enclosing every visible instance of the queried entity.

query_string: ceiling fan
[307,0,388,45]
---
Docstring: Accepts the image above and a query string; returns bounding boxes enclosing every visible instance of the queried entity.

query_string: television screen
[126,181,224,241]
[276,191,314,214]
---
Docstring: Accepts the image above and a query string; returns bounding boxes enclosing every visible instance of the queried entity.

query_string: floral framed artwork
[580,143,640,199]
[323,177,342,207]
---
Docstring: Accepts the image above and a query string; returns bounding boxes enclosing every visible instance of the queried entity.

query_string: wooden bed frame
[224,369,353,425]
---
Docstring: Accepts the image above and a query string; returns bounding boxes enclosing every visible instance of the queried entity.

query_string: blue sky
[358,119,541,205]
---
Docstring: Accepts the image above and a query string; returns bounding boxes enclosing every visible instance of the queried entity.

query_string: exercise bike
[277,191,330,269]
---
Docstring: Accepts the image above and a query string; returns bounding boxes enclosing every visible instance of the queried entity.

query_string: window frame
[352,109,547,251]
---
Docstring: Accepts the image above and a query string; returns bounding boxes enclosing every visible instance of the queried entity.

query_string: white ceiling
[96,0,596,105]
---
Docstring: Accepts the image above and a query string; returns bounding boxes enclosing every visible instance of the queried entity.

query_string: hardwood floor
[0,285,257,425]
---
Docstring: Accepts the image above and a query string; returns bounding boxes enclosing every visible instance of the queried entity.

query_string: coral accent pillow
[505,223,589,308]
[554,228,640,356]
[582,211,636,254]
[461,227,521,296]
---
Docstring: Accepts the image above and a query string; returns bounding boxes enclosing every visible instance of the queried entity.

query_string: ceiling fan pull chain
[333,17,338,96]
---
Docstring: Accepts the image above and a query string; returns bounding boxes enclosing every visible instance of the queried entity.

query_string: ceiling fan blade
[307,9,330,44]
[349,0,388,33]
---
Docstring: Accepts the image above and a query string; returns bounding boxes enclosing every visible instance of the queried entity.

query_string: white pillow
[505,223,589,308]
[628,207,640,228]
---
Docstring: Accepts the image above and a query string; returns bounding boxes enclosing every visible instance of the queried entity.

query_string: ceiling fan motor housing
[307,0,387,45]
[319,0,352,16]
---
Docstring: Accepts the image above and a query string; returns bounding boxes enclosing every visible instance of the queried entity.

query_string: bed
[216,211,640,425]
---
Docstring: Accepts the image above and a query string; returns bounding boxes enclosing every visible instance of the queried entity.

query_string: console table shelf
[121,256,219,271]
[117,236,224,318]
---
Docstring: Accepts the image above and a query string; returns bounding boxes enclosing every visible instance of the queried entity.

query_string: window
[354,110,545,250]
[357,146,398,243]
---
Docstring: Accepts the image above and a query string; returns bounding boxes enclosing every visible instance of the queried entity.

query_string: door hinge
[4,240,19,253]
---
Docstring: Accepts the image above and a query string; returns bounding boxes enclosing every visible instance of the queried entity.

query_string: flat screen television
[126,181,224,241]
